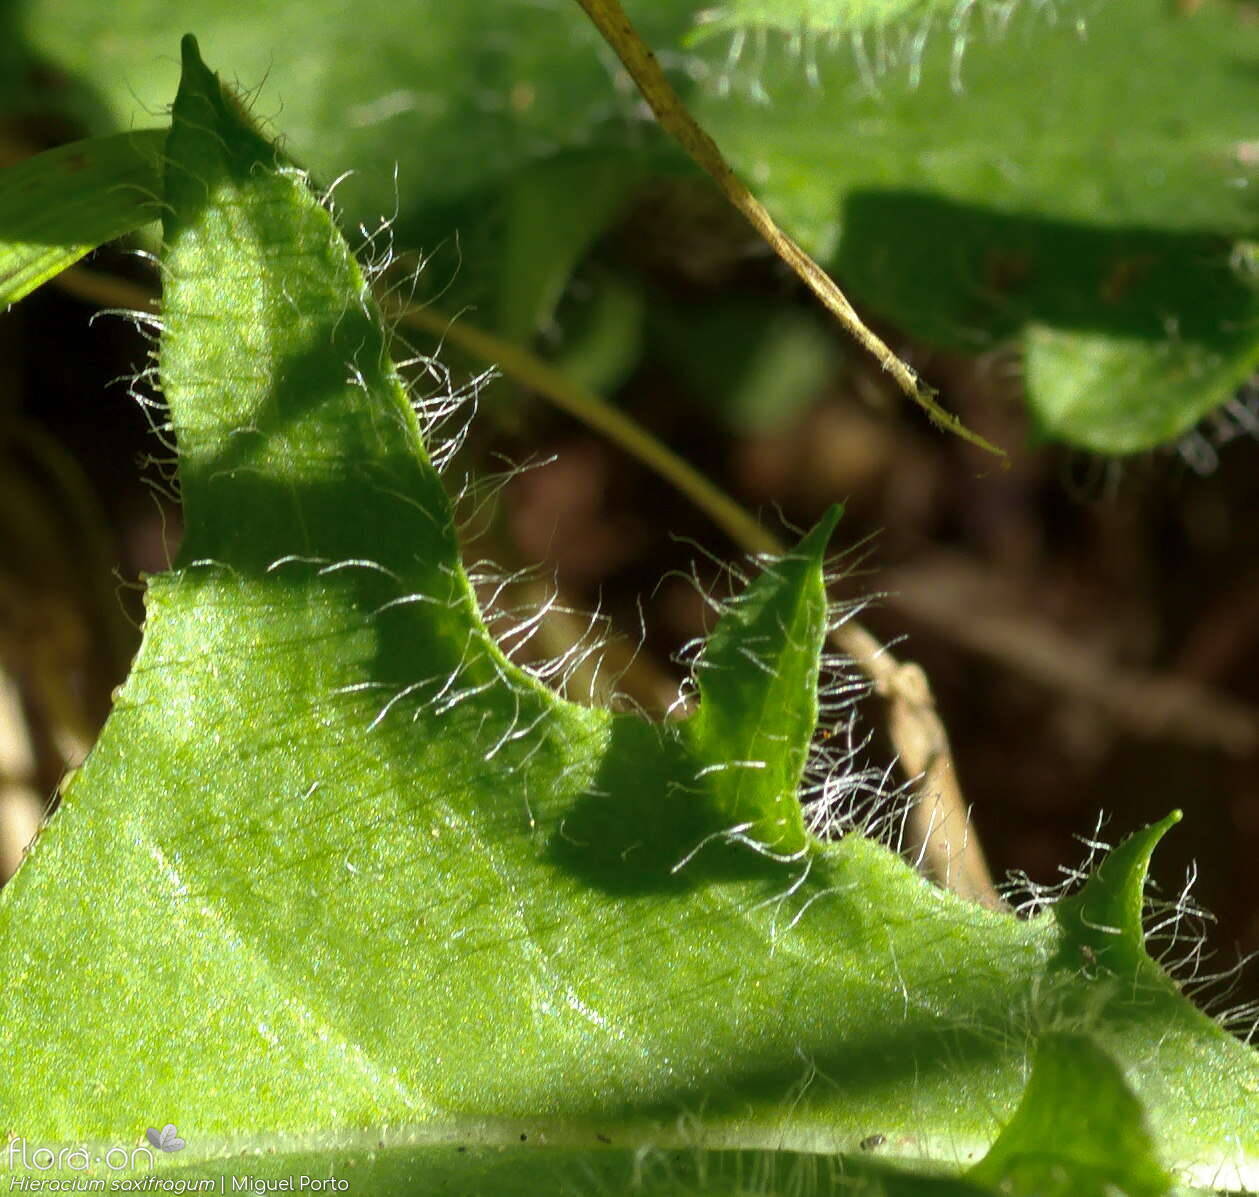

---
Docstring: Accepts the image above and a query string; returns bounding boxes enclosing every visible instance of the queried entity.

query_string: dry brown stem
[573,0,1003,457]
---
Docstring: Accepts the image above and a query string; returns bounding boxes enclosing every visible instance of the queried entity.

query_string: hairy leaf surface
[0,37,1255,1194]
[692,0,1259,451]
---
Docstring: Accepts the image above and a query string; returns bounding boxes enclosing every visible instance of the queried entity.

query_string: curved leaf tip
[1053,811,1182,977]
[684,505,841,856]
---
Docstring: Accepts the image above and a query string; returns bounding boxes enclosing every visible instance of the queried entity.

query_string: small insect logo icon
[145,1124,185,1153]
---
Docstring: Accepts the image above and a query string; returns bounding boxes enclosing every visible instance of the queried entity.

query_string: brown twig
[0,667,44,882]
[572,0,1003,458]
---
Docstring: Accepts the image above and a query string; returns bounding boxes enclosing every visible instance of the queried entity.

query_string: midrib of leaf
[0,34,1255,1196]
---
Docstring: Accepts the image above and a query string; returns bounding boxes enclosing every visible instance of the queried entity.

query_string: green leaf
[684,506,839,855]
[968,1033,1172,1197]
[1,36,1256,1193]
[690,0,1259,451]
[496,150,648,343]
[1024,320,1259,455]
[649,295,842,432]
[65,1141,1000,1196]
[687,0,935,40]
[20,0,1257,451]
[828,193,1259,452]
[695,0,1259,240]
[551,268,647,396]
[0,130,164,307]
[14,1,693,243]
[832,195,1259,353]
[10,0,696,350]
[1052,811,1180,980]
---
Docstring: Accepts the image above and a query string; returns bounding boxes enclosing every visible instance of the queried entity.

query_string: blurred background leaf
[7,0,1258,447]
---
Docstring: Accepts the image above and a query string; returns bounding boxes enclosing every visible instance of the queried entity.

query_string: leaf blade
[686,506,840,854]
[0,38,1255,1194]
[0,130,165,307]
